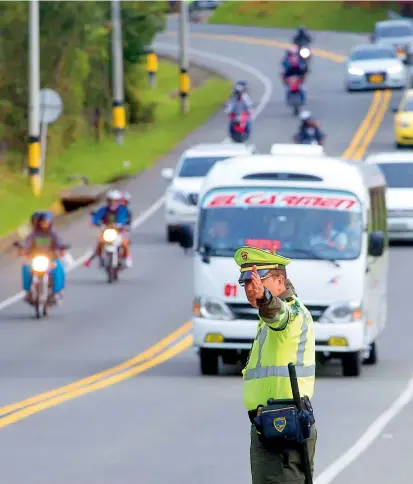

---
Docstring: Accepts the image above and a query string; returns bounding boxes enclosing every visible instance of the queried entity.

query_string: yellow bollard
[179,68,191,113]
[28,136,41,197]
[146,52,158,88]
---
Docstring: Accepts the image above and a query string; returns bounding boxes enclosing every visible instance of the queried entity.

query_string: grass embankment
[209,1,398,33]
[0,59,231,237]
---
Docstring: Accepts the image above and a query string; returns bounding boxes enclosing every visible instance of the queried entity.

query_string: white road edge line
[0,44,273,312]
[314,372,413,484]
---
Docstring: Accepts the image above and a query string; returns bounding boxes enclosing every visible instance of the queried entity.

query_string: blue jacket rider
[83,189,132,268]
[19,211,67,305]
[295,111,325,144]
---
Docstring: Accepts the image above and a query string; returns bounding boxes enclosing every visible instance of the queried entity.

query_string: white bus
[176,154,388,377]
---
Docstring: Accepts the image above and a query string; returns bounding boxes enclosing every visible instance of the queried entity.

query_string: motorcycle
[296,42,312,66]
[228,111,250,143]
[286,76,304,116]
[293,132,323,146]
[14,241,70,318]
[100,225,124,283]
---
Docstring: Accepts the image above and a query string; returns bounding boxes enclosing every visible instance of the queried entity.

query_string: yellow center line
[0,321,191,417]
[342,91,383,160]
[0,32,389,429]
[353,89,392,160]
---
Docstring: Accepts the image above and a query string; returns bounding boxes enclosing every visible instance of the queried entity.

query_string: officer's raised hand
[251,265,265,299]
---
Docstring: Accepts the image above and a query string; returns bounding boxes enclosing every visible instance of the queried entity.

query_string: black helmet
[36,211,54,229]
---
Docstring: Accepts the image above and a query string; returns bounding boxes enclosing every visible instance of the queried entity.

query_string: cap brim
[238,268,271,284]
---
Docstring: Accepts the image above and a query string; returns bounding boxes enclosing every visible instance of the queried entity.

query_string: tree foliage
[0,1,166,166]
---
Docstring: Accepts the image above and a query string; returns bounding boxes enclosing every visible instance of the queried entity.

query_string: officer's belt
[248,397,315,426]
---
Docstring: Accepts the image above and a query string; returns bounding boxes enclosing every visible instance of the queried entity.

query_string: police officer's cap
[234,246,291,284]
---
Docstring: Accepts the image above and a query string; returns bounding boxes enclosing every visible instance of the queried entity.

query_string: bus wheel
[200,349,219,376]
[342,351,362,377]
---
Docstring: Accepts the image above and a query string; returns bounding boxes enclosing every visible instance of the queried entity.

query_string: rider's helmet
[106,189,122,210]
[298,25,306,34]
[287,46,298,56]
[299,110,312,122]
[30,211,43,227]
[121,191,132,206]
[36,211,54,232]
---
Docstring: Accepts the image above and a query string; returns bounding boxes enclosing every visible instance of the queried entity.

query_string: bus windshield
[198,187,363,260]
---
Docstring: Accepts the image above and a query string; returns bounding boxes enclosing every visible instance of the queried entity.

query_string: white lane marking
[0,46,273,312]
[314,371,413,484]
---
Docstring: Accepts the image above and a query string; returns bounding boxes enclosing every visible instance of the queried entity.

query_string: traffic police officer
[234,246,317,484]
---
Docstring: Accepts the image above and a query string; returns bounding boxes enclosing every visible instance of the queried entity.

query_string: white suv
[161,143,256,242]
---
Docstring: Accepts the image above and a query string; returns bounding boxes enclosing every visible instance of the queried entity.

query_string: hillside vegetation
[209,1,401,32]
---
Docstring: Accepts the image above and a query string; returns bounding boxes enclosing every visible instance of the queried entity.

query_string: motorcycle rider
[18,211,67,305]
[282,45,301,70]
[83,189,132,268]
[281,53,308,104]
[294,110,325,145]
[293,25,312,46]
[226,83,253,136]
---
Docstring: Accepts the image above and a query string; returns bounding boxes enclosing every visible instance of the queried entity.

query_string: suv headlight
[193,297,234,321]
[169,189,190,205]
[318,301,363,324]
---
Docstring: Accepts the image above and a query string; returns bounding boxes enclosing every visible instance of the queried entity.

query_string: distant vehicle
[365,151,413,240]
[191,0,220,9]
[161,143,256,242]
[345,44,407,91]
[270,143,324,156]
[371,19,413,63]
[393,89,413,147]
[177,154,388,377]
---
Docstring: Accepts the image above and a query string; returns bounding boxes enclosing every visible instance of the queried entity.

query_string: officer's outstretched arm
[258,297,299,331]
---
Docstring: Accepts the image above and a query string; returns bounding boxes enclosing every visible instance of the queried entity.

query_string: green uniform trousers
[250,424,317,484]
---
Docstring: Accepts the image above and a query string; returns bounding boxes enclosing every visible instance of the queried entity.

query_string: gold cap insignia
[241,251,248,261]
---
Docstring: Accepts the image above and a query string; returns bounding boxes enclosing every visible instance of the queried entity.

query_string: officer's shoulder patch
[287,302,300,323]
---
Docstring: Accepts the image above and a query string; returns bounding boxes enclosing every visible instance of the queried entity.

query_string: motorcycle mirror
[161,168,174,181]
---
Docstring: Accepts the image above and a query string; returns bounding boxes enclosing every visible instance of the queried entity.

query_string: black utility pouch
[254,403,311,444]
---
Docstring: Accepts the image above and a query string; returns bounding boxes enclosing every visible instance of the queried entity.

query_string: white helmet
[299,110,312,121]
[106,189,122,201]
[122,191,132,203]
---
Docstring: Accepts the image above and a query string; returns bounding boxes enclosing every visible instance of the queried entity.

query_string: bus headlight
[31,256,50,273]
[194,297,234,321]
[319,301,363,324]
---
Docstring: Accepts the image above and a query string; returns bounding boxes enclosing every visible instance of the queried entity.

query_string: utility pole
[111,0,125,145]
[28,0,41,196]
[179,0,190,113]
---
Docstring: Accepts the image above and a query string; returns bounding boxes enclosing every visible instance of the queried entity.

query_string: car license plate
[369,74,383,84]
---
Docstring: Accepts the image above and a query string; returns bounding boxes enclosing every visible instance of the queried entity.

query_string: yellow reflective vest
[242,296,315,411]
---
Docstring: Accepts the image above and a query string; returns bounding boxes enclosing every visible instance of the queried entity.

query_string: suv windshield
[377,162,413,188]
[177,156,231,177]
[377,25,413,38]
[350,48,395,61]
[198,187,362,260]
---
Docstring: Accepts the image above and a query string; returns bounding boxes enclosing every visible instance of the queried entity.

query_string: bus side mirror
[176,225,194,251]
[368,231,385,257]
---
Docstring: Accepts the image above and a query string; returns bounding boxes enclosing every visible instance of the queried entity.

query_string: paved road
[0,21,411,484]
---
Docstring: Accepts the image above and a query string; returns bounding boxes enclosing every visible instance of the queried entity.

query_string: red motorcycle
[228,111,250,143]
[286,76,304,116]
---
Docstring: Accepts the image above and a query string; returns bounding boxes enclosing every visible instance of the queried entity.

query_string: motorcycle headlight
[318,301,363,324]
[103,228,118,243]
[31,256,50,273]
[193,297,234,321]
[300,47,310,59]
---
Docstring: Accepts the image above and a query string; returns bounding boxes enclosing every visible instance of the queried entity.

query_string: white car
[161,143,256,242]
[346,44,407,91]
[270,143,324,156]
[365,151,413,240]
